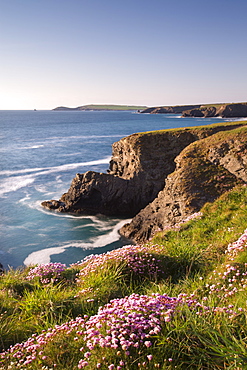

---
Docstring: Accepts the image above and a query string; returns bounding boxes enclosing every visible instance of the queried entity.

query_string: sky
[0,0,246,110]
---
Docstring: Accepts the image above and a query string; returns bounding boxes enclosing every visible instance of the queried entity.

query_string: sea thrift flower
[0,293,190,369]
[26,262,66,284]
[74,245,163,283]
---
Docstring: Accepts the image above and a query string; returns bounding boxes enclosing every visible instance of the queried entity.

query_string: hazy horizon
[1,0,247,110]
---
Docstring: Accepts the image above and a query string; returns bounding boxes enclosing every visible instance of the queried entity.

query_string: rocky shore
[141,102,247,118]
[42,121,247,243]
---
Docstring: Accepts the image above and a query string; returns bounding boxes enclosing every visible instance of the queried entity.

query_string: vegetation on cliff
[53,105,147,111]
[1,185,247,369]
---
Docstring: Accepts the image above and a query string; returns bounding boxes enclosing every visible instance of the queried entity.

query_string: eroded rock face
[141,105,201,114]
[120,127,247,243]
[41,122,247,242]
[143,103,247,118]
[42,130,202,216]
[182,103,247,118]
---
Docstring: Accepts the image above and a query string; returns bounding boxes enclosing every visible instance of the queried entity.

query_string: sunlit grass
[1,185,247,369]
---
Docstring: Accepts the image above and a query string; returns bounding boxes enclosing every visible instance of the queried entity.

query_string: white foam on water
[92,219,131,248]
[0,175,35,197]
[0,157,111,197]
[72,224,95,230]
[0,167,47,176]
[23,219,131,266]
[18,191,31,203]
[17,145,45,150]
[24,246,67,265]
[30,201,115,228]
[0,157,111,176]
[168,115,182,118]
[31,201,103,222]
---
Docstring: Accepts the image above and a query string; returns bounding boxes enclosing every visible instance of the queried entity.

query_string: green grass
[79,104,147,111]
[54,104,147,111]
[130,119,247,137]
[1,185,247,369]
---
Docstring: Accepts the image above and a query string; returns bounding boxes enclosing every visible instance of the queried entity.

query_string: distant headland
[53,104,147,111]
[141,102,247,118]
[53,102,247,118]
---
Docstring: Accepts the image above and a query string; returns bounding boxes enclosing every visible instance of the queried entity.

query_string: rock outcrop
[42,122,246,218]
[182,103,247,118]
[142,103,247,118]
[120,127,247,242]
[141,105,201,114]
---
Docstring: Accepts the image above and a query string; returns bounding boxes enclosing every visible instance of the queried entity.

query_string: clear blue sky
[0,0,246,109]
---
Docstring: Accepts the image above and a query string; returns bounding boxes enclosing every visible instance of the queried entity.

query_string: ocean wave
[0,157,111,176]
[0,175,35,197]
[23,219,130,266]
[0,157,111,197]
[30,201,107,223]
[17,145,45,150]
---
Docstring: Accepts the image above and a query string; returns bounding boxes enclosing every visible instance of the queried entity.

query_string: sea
[0,110,231,269]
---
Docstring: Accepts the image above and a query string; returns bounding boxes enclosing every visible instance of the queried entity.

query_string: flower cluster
[196,228,247,314]
[74,245,162,283]
[226,228,247,258]
[205,263,247,307]
[0,293,191,369]
[26,262,67,284]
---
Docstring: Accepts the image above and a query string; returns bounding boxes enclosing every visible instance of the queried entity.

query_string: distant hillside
[53,104,147,111]
[141,102,247,118]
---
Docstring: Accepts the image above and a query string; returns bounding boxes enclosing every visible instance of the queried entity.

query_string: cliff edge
[141,102,247,118]
[41,121,247,242]
[121,126,247,242]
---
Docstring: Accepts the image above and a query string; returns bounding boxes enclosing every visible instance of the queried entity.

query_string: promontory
[42,120,247,244]
[141,102,247,118]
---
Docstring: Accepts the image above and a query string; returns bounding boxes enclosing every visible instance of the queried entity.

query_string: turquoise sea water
[0,110,231,268]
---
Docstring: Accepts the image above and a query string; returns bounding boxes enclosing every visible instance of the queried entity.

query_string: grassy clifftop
[1,184,247,369]
[53,104,147,111]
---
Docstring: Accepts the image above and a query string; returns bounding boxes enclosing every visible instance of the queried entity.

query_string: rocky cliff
[120,126,247,242]
[182,103,247,118]
[141,105,201,114]
[42,122,246,217]
[141,103,247,118]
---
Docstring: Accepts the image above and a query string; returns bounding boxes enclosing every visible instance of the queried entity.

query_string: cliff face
[120,127,247,242]
[42,122,246,218]
[142,103,247,118]
[41,121,247,243]
[182,103,247,118]
[141,105,201,114]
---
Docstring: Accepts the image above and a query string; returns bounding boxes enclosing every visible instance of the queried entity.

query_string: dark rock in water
[182,108,204,117]
[41,200,66,211]
[53,171,139,217]
[41,121,247,242]
[0,262,4,274]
